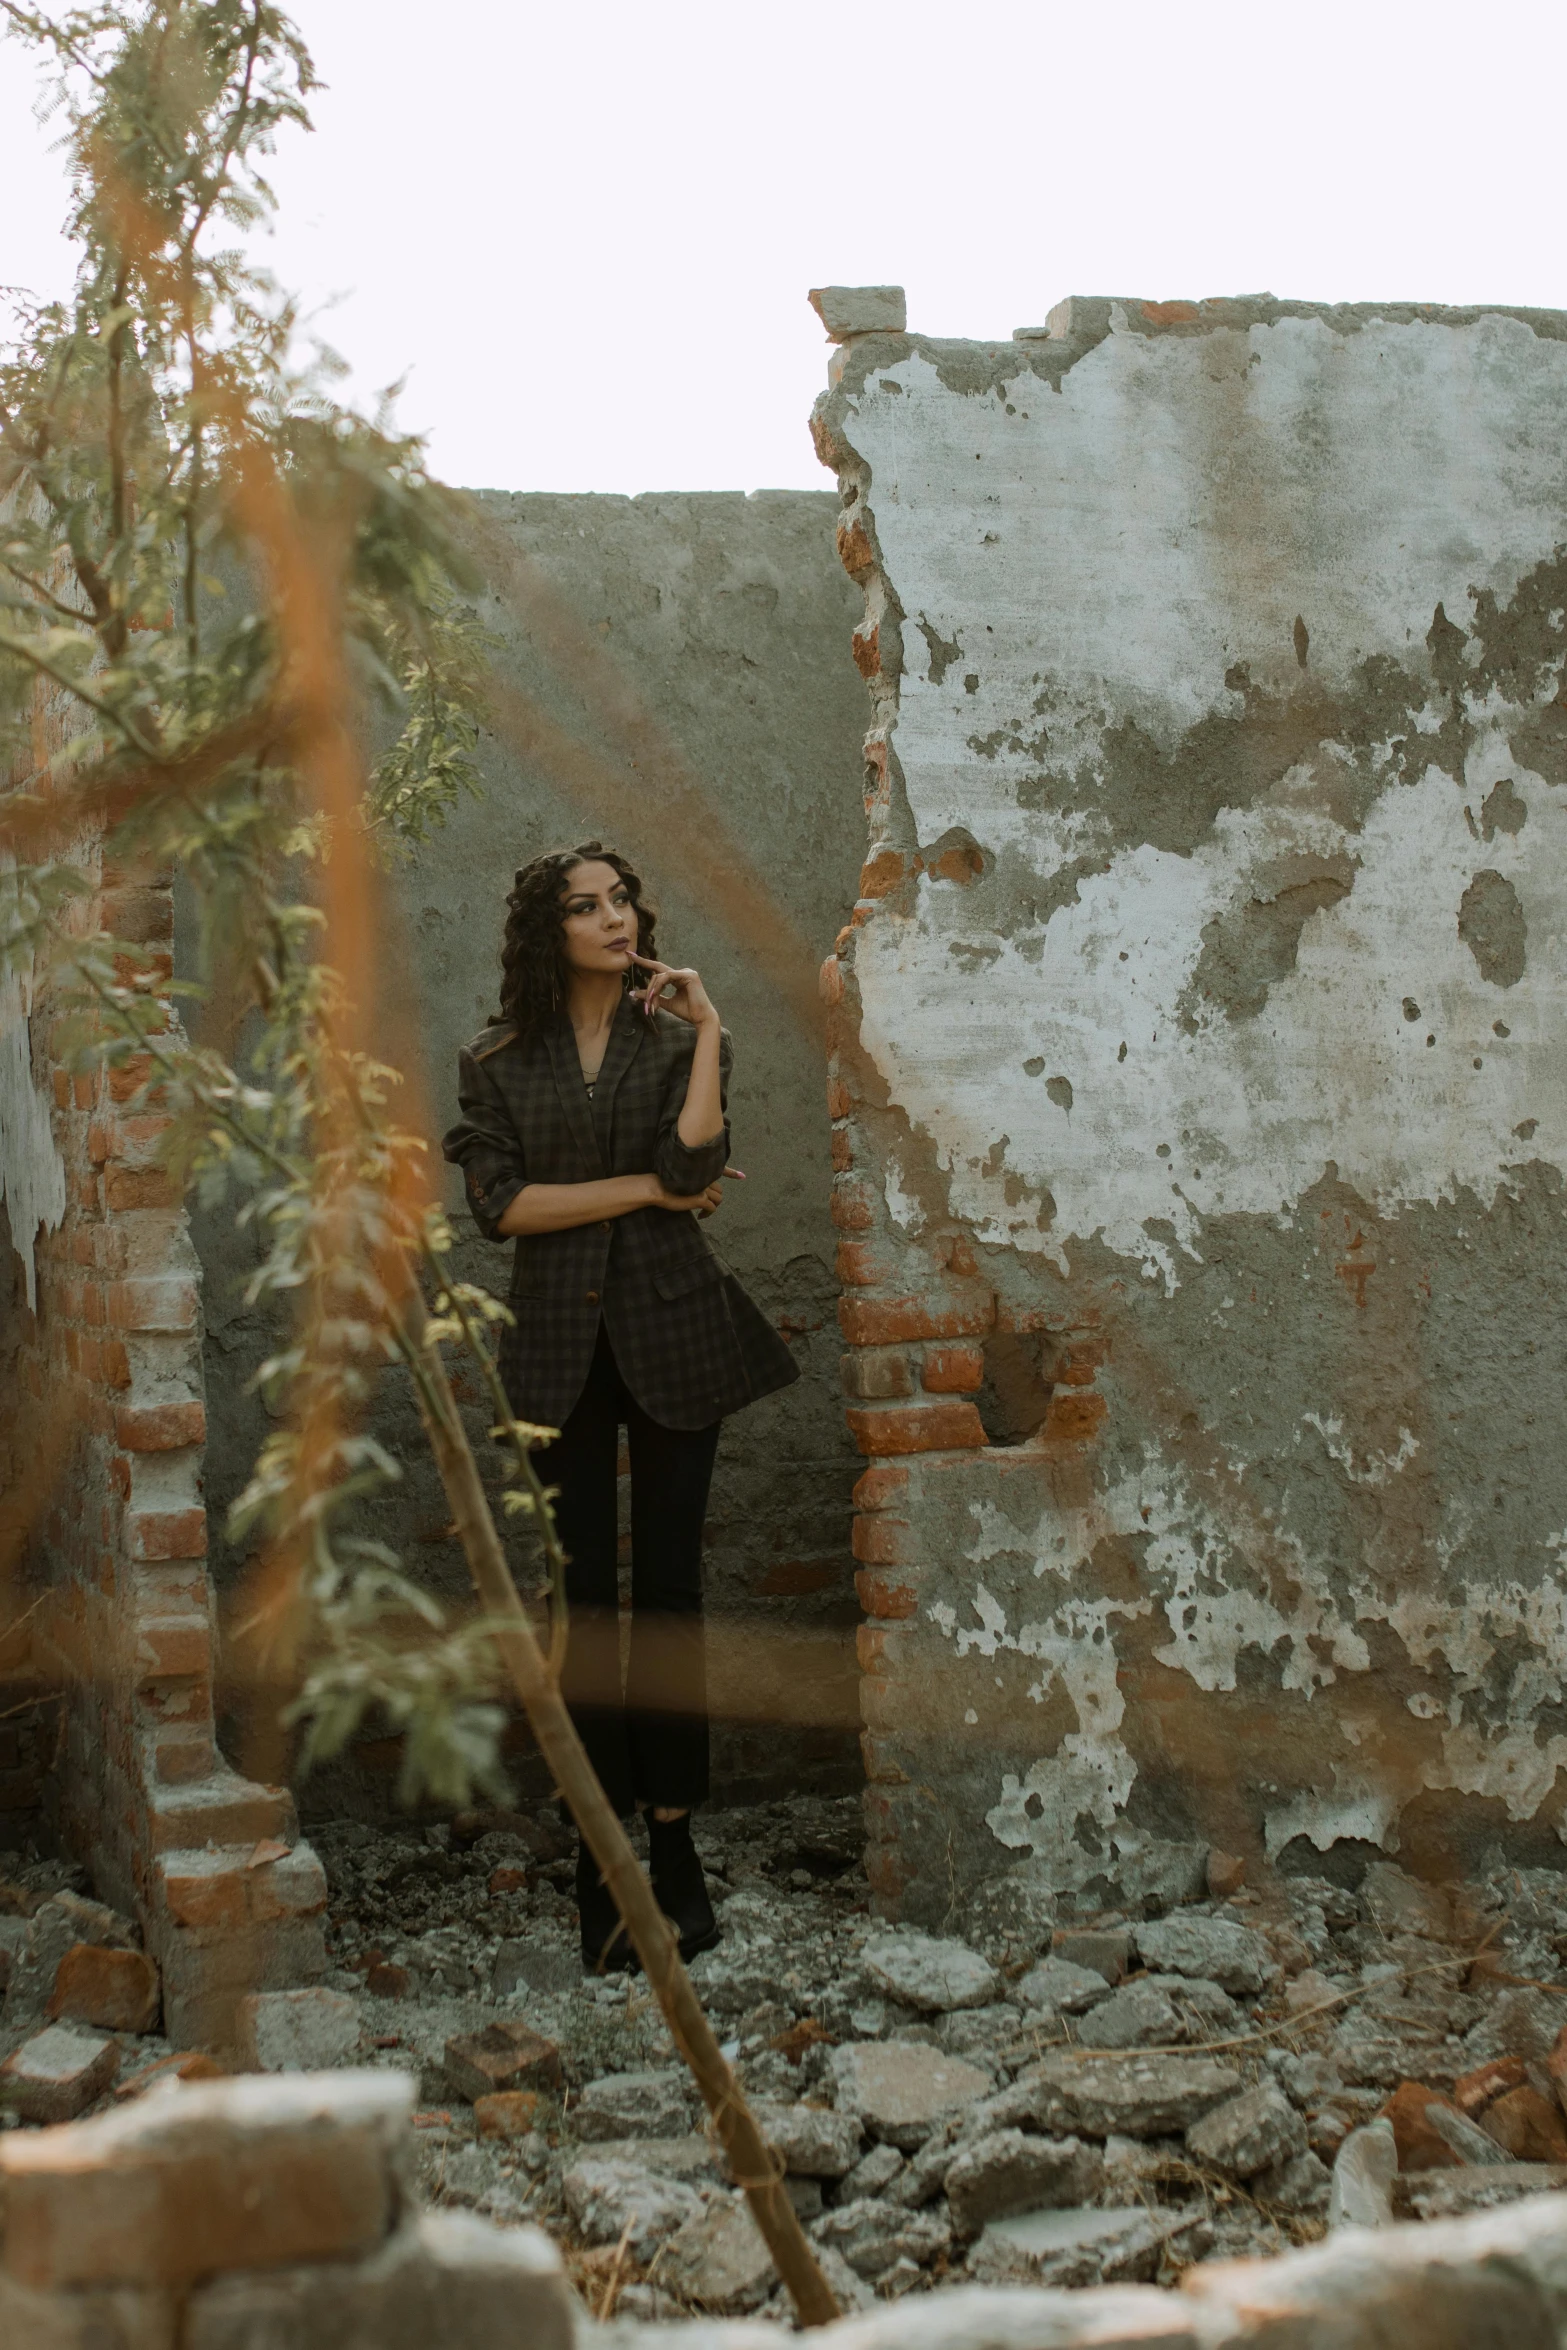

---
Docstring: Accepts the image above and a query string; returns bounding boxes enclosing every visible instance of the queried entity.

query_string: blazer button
[586,1290,600,1304]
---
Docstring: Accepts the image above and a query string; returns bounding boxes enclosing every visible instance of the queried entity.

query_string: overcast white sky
[3,1,1564,495]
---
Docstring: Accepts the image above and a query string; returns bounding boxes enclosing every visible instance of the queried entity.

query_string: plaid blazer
[441,998,800,1432]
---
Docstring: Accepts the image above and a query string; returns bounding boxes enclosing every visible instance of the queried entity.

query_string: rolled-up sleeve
[653,1027,733,1196]
[442,1049,527,1242]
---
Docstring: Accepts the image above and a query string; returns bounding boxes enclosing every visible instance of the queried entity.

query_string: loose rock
[659,2195,776,2314]
[748,2099,863,2178]
[1014,1955,1111,2016]
[47,1942,160,2035]
[943,2127,1103,2236]
[969,2202,1205,2288]
[443,2021,562,2103]
[237,1988,360,2073]
[561,2156,702,2260]
[0,2025,119,2122]
[861,1931,1000,2014]
[1050,1928,1129,1985]
[840,2141,905,2199]
[830,2041,991,2150]
[811,2198,951,2281]
[1021,2051,1243,2140]
[1186,2082,1307,2180]
[1133,1914,1270,1995]
[1328,2117,1397,2229]
[573,2069,692,2142]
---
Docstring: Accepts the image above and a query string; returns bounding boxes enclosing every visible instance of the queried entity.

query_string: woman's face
[559,859,637,977]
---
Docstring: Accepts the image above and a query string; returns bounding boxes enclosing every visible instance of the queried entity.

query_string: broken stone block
[659,2194,776,2314]
[116,2051,225,2101]
[1015,1955,1112,2015]
[585,2134,722,2182]
[49,1943,160,2035]
[491,1938,576,1999]
[807,285,907,342]
[811,2197,951,2281]
[840,2140,905,2199]
[943,2127,1104,2236]
[747,2099,863,2178]
[961,1870,1057,1969]
[5,1892,138,2023]
[861,1930,1000,2013]
[829,2040,992,2150]
[1186,2081,1306,2179]
[1478,2083,1567,2163]
[1,2025,120,2123]
[1050,1927,1129,1984]
[1254,2148,1333,2216]
[1396,2160,1567,2221]
[969,2201,1206,2288]
[1020,2051,1242,2140]
[1456,2053,1529,2115]
[1379,2081,1468,2171]
[184,2210,573,2350]
[561,2154,702,2260]
[443,2020,562,2103]
[1465,1984,1567,2066]
[474,2090,546,2140]
[1206,1849,1247,1898]
[0,2070,411,2290]
[1078,1978,1184,2050]
[1425,2102,1512,2166]
[1328,2117,1397,2229]
[235,1987,358,2072]
[1360,1861,1454,1942]
[1133,1914,1269,1995]
[574,2068,693,2141]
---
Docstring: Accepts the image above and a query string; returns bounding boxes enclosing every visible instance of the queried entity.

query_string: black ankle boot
[646,1811,719,1960]
[576,1841,637,1974]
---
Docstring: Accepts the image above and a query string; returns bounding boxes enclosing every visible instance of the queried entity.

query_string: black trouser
[536,1322,720,1818]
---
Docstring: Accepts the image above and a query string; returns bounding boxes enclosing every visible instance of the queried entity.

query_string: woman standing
[442,842,799,1972]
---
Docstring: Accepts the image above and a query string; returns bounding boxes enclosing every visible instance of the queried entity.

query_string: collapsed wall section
[813,294,1567,1920]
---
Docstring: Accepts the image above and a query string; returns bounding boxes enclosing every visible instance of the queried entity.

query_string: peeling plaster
[0,878,65,1309]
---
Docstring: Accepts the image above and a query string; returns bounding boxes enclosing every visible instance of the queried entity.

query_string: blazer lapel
[591,995,646,1160]
[543,1016,605,1178]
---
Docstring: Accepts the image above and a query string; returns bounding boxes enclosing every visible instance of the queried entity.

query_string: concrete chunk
[944,2128,1104,2237]
[1,2025,119,2122]
[236,1988,359,2072]
[185,2211,572,2350]
[562,2153,702,2260]
[573,2067,692,2141]
[1185,2081,1306,2179]
[0,2068,412,2291]
[1017,1955,1113,2015]
[1020,2052,1242,2140]
[1131,1915,1269,1995]
[659,2194,777,2315]
[748,2098,864,2178]
[863,1930,1001,2013]
[831,2040,992,2150]
[808,286,907,342]
[443,2019,561,2103]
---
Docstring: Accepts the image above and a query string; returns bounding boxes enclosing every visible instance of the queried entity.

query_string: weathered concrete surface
[814,295,1567,1917]
[193,490,868,1810]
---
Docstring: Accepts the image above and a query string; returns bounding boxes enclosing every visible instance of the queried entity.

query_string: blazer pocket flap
[653,1253,723,1302]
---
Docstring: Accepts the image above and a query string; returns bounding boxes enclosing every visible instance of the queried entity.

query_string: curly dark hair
[496,841,657,1037]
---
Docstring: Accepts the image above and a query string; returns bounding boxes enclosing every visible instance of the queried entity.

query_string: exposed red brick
[1379,2081,1465,2172]
[831,1182,875,1232]
[106,1277,198,1332]
[826,1077,853,1119]
[108,1053,160,1104]
[835,518,876,582]
[851,625,881,679]
[819,955,844,1007]
[859,847,917,898]
[846,1400,987,1456]
[1042,1391,1107,1444]
[71,1072,95,1110]
[855,1569,918,1618]
[48,1942,160,2034]
[928,841,984,884]
[842,1348,912,1400]
[475,2088,545,2139]
[487,1866,529,1896]
[104,1165,179,1211]
[839,1294,994,1346]
[1143,299,1201,325]
[831,1129,853,1173]
[853,1515,915,1565]
[100,884,174,943]
[923,1344,984,1392]
[835,1241,883,1287]
[51,1069,69,1108]
[1481,2084,1567,2161]
[1455,2055,1529,2115]
[852,1464,909,1510]
[857,1623,899,1674]
[136,1616,212,1681]
[115,1401,206,1452]
[127,1509,208,1562]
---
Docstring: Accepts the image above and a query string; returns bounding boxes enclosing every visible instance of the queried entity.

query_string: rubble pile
[8,1799,1567,2326]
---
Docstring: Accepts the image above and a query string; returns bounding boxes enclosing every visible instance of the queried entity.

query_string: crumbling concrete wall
[194,490,869,1811]
[813,294,1567,1920]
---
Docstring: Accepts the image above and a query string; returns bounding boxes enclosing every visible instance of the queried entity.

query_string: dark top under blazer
[441,997,800,1432]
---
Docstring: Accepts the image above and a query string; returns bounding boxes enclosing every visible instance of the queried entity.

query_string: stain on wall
[813,294,1567,1918]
